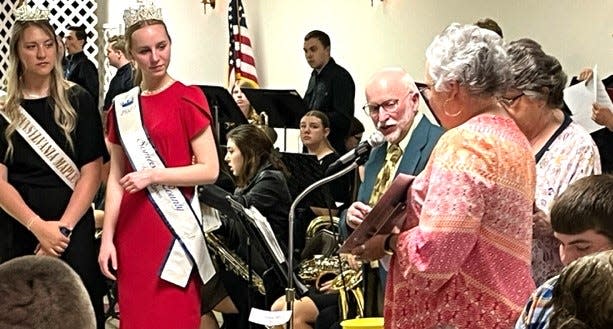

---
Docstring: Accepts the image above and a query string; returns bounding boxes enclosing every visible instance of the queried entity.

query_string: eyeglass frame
[497,92,524,107]
[498,90,541,107]
[362,91,414,117]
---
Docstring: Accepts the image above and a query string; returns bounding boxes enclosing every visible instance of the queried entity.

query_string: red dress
[107,82,212,329]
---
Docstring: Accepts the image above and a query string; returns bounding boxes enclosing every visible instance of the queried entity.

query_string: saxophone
[205,232,266,295]
[297,215,364,319]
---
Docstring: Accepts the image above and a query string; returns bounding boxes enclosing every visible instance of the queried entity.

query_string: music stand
[225,197,309,301]
[279,152,328,207]
[241,88,307,129]
[198,85,248,146]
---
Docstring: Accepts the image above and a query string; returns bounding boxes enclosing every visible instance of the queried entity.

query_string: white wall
[100,0,612,131]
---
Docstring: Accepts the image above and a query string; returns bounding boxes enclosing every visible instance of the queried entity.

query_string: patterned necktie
[369,144,403,205]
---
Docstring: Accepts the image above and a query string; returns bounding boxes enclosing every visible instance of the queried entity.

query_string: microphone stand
[286,157,365,329]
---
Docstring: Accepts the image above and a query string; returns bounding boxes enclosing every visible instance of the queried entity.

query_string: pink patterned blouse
[385,114,536,329]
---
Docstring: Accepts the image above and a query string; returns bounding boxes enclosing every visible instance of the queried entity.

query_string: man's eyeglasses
[362,91,412,117]
[498,92,525,107]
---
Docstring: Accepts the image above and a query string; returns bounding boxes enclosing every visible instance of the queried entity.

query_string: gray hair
[426,23,509,97]
[0,256,95,328]
[506,38,567,109]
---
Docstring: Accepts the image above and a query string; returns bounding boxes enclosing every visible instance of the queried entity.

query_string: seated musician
[231,79,259,124]
[199,124,292,329]
[295,111,351,253]
[267,111,359,329]
[231,79,277,143]
[300,110,351,215]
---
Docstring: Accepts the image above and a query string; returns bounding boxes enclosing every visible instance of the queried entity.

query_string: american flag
[227,0,259,87]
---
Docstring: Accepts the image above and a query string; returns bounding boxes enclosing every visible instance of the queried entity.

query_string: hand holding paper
[563,65,613,132]
[339,174,414,254]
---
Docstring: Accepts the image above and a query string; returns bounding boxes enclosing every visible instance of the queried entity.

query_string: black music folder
[339,174,414,253]
[198,85,248,145]
[279,152,328,207]
[241,88,308,129]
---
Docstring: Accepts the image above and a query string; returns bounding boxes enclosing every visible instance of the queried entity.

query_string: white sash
[113,87,214,287]
[0,107,79,189]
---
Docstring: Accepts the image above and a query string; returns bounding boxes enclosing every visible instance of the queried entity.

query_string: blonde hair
[125,19,171,86]
[2,20,77,160]
[231,79,259,123]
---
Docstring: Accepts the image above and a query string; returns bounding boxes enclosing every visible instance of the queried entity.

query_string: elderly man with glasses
[340,67,443,317]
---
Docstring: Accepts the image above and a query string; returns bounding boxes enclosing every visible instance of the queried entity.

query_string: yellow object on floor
[340,317,384,329]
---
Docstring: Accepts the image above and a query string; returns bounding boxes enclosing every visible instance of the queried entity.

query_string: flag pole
[234,0,241,83]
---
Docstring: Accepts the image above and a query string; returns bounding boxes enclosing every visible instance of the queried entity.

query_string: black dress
[0,86,108,328]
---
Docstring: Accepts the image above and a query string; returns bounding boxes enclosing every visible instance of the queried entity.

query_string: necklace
[141,79,175,96]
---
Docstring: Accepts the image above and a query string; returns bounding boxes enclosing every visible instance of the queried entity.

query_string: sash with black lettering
[0,107,79,189]
[113,87,214,287]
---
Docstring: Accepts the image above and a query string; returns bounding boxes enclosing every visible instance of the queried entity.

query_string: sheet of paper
[248,308,292,327]
[596,78,613,109]
[273,128,302,153]
[563,65,604,133]
[246,206,286,264]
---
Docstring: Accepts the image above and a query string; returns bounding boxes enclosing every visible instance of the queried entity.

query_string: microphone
[326,131,385,174]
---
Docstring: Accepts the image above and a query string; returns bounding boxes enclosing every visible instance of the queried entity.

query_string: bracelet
[383,234,395,255]
[26,216,40,231]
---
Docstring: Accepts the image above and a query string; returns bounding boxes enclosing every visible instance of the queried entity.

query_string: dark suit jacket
[304,58,355,153]
[65,51,99,109]
[338,115,443,317]
[103,63,134,111]
[340,116,443,237]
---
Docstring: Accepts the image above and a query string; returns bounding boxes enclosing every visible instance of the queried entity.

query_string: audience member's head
[424,23,508,129]
[475,18,503,38]
[65,25,87,54]
[0,255,95,329]
[345,117,365,150]
[106,35,130,69]
[56,34,65,59]
[551,174,613,266]
[303,30,331,70]
[504,38,567,110]
[364,67,421,144]
[550,250,613,329]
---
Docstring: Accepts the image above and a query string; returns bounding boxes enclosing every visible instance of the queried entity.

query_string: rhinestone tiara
[14,3,49,22]
[123,1,163,29]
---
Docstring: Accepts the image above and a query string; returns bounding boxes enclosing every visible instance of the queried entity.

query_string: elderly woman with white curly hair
[352,23,537,329]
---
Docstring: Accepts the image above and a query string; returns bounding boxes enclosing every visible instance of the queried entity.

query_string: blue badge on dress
[121,96,134,107]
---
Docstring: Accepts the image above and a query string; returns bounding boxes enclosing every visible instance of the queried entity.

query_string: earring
[443,99,462,117]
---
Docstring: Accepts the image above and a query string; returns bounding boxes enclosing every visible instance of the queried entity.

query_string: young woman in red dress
[98,4,219,328]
